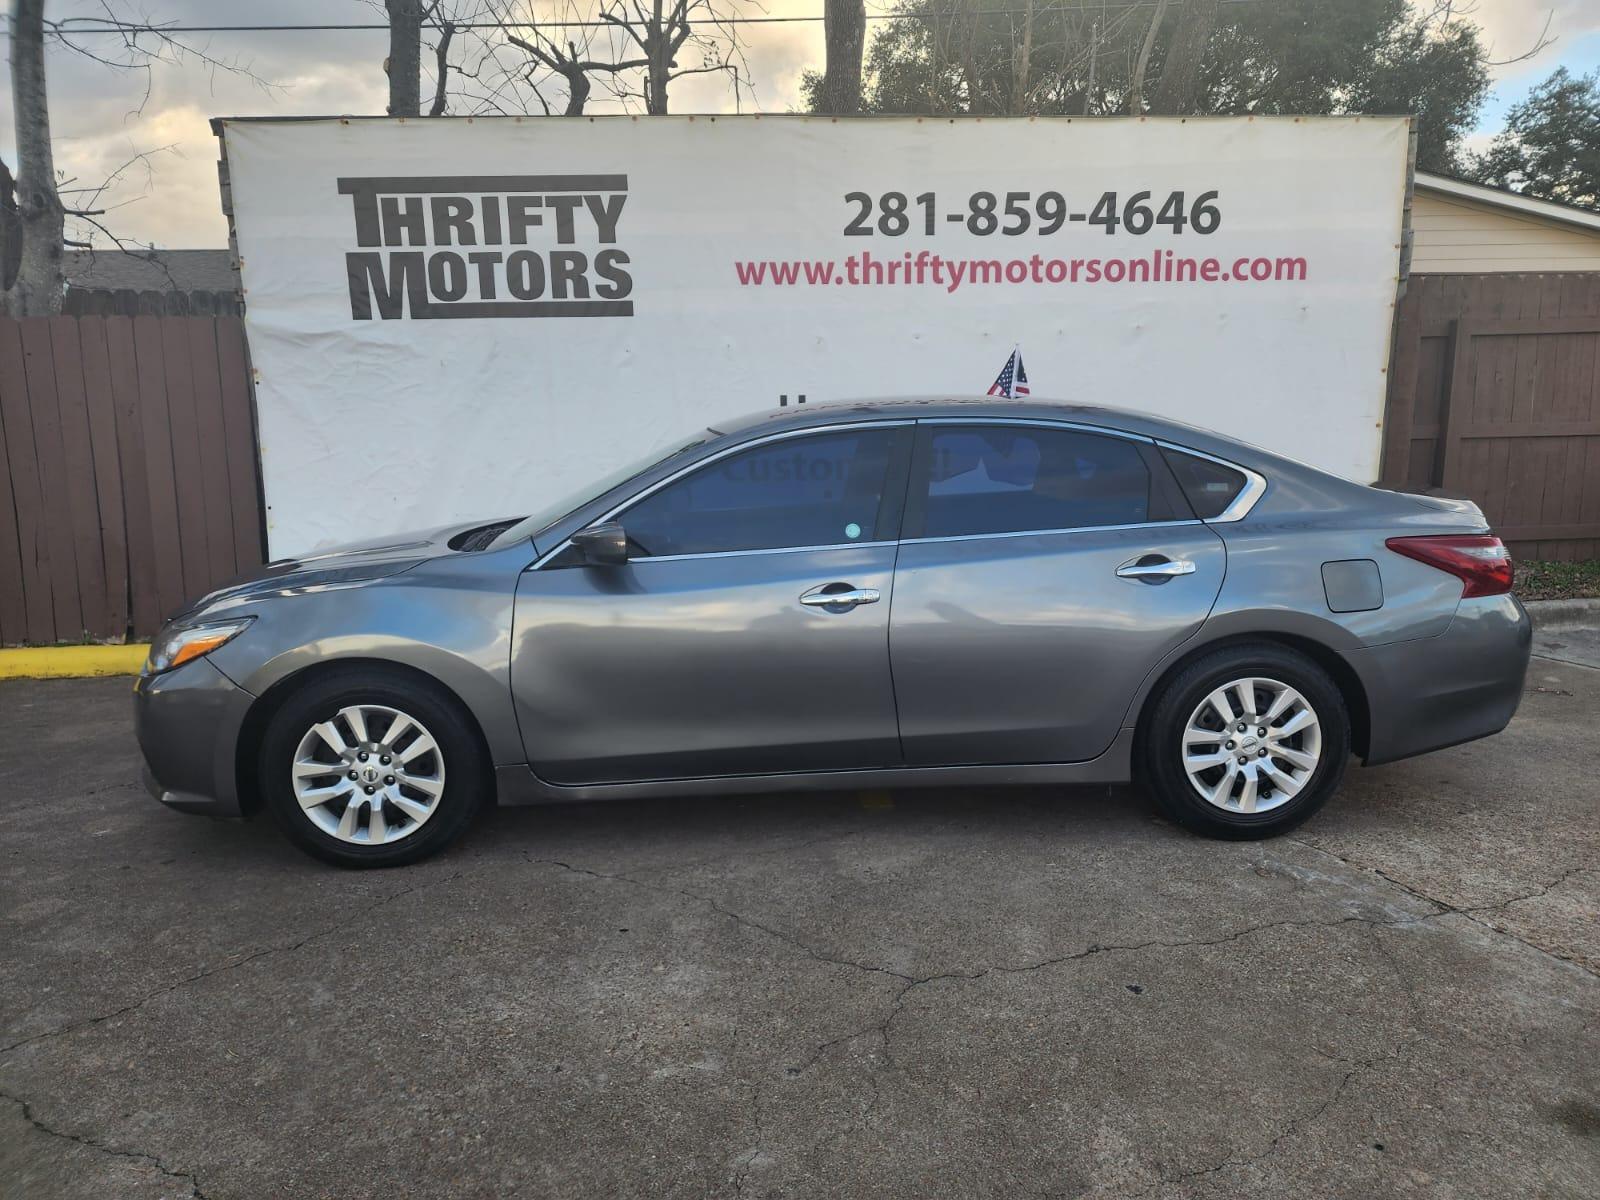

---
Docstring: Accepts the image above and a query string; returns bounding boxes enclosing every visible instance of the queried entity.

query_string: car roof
[708,395,1240,454]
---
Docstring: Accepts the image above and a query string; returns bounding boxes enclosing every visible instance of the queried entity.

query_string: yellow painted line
[0,644,149,679]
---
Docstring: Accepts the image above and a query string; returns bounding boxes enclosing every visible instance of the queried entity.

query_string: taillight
[1384,534,1513,598]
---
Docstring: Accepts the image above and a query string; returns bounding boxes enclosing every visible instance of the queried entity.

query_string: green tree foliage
[1195,0,1487,172]
[1474,68,1600,211]
[1343,17,1488,174]
[807,0,1490,172]
[805,0,1145,117]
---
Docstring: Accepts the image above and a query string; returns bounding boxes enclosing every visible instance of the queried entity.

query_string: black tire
[258,665,488,868]
[1140,642,1350,840]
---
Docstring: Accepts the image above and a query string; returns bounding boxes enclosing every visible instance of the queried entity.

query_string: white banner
[220,115,1409,555]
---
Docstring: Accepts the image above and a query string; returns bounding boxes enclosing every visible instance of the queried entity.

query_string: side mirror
[570,521,629,566]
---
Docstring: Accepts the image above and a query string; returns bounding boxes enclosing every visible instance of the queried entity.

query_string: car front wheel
[1141,643,1350,839]
[259,666,487,867]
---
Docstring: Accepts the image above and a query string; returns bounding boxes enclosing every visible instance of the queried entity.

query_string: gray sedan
[135,398,1532,867]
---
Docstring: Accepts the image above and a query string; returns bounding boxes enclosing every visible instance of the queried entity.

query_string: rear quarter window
[1161,448,1249,519]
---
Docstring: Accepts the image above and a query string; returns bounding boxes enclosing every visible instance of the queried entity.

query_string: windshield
[488,433,710,550]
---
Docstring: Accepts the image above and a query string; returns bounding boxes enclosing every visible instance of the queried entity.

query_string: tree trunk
[0,160,20,293]
[819,0,866,115]
[647,68,669,114]
[1147,0,1220,116]
[1010,0,1035,116]
[4,0,64,317]
[1127,0,1169,114]
[386,0,423,117]
[1082,19,1098,116]
[564,67,592,117]
[644,0,672,116]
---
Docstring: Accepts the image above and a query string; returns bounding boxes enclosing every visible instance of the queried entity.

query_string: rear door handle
[1116,557,1196,580]
[800,585,881,609]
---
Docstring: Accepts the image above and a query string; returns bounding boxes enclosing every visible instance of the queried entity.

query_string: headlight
[143,618,255,676]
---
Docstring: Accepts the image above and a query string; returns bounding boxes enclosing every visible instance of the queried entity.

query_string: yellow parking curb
[0,644,149,679]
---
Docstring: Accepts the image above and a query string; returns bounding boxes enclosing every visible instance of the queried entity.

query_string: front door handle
[799,584,881,609]
[1116,557,1196,581]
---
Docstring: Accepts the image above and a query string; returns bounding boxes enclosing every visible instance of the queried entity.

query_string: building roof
[1414,173,1600,237]
[62,249,238,294]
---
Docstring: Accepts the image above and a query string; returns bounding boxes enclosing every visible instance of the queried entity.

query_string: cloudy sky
[3,0,1597,249]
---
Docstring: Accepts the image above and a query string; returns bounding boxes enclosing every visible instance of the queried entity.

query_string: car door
[511,423,914,785]
[889,419,1226,766]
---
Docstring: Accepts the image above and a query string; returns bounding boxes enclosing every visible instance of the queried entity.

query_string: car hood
[176,518,516,619]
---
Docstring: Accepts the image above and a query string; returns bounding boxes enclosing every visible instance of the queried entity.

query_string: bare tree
[505,22,648,116]
[1,4,277,316]
[1147,0,1220,115]
[402,1,749,120]
[818,0,867,115]
[598,0,750,115]
[4,0,64,315]
[429,9,458,116]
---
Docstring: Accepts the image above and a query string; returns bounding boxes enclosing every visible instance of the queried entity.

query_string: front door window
[620,428,902,557]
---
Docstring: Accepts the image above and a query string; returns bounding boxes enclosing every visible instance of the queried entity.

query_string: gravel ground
[1,651,1596,1199]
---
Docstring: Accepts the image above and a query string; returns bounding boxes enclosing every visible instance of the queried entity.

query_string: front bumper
[134,657,255,817]
[1345,594,1533,766]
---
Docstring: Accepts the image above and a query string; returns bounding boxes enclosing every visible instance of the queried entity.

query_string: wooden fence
[1382,272,1600,560]
[3,279,1596,646]
[0,315,264,646]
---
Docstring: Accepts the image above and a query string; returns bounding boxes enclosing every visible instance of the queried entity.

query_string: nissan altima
[135,398,1532,867]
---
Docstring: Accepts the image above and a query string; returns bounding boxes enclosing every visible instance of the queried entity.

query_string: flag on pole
[986,347,1030,398]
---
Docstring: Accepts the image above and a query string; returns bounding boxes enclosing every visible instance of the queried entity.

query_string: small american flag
[986,348,1030,398]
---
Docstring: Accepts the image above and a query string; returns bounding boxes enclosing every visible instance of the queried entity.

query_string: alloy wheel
[290,705,446,845]
[1180,677,1322,815]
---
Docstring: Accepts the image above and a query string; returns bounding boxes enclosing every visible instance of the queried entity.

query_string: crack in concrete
[530,855,915,984]
[1152,921,1440,1196]
[730,1075,767,1199]
[1137,922,1426,1197]
[524,843,1593,1189]
[1146,1051,1379,1198]
[3,1091,208,1199]
[624,828,865,880]
[1286,838,1597,979]
[528,851,1458,1174]
[0,870,464,1059]
[1123,935,1409,1197]
[864,914,1415,1082]
[1376,863,1591,919]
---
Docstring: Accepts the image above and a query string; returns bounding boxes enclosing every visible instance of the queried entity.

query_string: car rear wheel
[259,666,487,867]
[1141,643,1350,839]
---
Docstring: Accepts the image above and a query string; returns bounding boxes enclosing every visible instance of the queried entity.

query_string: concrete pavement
[1,654,1596,1199]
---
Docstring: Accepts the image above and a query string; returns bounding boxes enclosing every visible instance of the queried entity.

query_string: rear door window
[910,425,1154,538]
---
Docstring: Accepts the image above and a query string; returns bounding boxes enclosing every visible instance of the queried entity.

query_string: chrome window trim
[901,519,1204,547]
[917,415,1155,444]
[532,419,914,570]
[1154,440,1269,523]
[624,540,896,564]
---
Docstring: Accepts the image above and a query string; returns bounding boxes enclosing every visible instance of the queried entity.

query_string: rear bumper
[134,657,255,817]
[1344,594,1532,766]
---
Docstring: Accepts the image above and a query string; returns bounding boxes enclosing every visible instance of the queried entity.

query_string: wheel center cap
[362,765,380,784]
[1241,735,1260,751]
